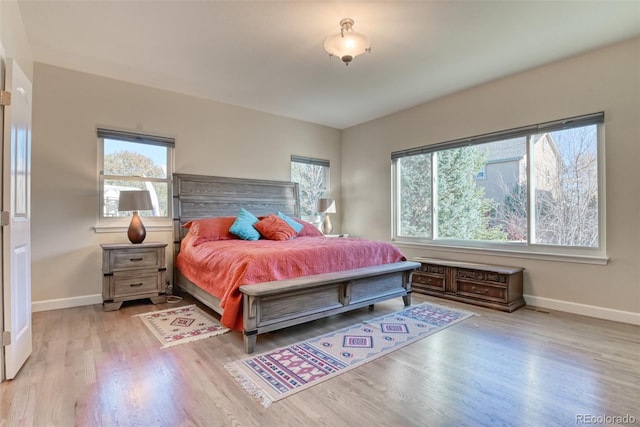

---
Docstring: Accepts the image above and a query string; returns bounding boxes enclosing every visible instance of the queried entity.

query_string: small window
[290,155,330,221]
[98,128,174,226]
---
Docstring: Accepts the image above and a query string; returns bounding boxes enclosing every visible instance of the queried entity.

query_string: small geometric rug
[224,302,474,407]
[134,304,229,348]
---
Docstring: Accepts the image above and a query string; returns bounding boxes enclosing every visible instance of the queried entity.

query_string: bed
[172,173,420,353]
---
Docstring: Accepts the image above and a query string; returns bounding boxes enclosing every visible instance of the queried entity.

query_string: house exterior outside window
[392,112,605,259]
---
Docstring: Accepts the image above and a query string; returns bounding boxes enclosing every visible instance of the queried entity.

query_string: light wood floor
[1,293,638,427]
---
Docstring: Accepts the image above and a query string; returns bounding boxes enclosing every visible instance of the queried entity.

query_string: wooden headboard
[172,174,300,249]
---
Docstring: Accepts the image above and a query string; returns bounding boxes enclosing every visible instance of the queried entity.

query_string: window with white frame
[392,112,604,257]
[290,155,330,221]
[98,128,174,226]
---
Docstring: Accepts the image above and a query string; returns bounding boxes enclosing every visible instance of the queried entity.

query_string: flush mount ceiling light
[323,18,371,66]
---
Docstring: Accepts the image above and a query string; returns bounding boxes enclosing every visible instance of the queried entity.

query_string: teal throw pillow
[277,211,304,234]
[229,208,261,240]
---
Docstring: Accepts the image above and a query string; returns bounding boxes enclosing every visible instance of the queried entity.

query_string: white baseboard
[32,294,102,312]
[524,294,640,326]
[31,293,639,325]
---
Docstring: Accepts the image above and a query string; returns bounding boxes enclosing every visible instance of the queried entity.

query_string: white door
[1,58,32,380]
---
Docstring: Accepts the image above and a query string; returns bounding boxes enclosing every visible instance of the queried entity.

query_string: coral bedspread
[176,235,406,330]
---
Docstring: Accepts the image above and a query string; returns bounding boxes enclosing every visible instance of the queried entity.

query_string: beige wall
[0,0,33,79]
[342,38,640,319]
[8,2,639,322]
[31,63,341,305]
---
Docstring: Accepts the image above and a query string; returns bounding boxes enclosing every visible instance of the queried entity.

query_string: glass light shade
[324,18,371,65]
[324,33,370,59]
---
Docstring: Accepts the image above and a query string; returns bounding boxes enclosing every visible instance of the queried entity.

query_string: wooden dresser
[101,242,167,311]
[411,257,525,312]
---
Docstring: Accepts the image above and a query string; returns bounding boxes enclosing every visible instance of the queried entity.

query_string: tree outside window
[290,156,329,221]
[394,115,602,253]
[98,129,174,224]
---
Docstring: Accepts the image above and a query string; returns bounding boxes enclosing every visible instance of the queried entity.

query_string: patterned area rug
[134,304,229,348]
[225,302,474,407]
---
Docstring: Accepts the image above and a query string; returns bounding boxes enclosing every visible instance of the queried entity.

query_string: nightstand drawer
[111,271,162,298]
[109,248,162,271]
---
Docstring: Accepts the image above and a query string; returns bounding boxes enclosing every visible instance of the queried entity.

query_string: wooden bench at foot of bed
[240,260,420,353]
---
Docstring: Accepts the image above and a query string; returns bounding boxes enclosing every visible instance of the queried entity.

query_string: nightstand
[325,234,350,238]
[101,242,167,311]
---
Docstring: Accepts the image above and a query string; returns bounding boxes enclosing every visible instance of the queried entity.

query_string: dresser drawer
[418,263,446,275]
[456,268,509,285]
[111,271,163,298]
[109,248,163,271]
[456,280,507,302]
[412,273,446,292]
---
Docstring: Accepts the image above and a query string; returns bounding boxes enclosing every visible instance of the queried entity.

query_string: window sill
[393,241,609,266]
[93,224,173,233]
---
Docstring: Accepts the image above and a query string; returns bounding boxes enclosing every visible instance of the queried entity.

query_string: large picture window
[392,112,604,257]
[98,128,174,226]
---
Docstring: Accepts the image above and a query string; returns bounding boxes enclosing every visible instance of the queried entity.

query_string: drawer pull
[129,257,144,262]
[471,286,489,295]
[129,283,144,287]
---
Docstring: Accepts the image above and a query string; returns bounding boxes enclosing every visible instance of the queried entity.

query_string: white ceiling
[17,1,640,129]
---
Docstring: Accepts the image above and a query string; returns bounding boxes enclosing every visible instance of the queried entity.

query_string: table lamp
[118,190,153,244]
[317,198,336,235]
